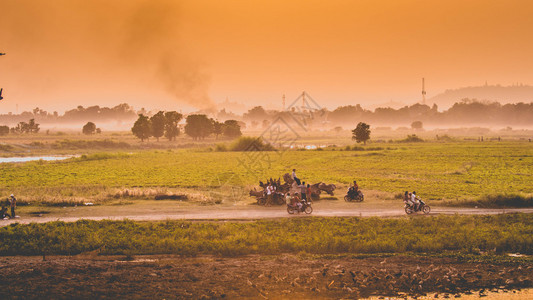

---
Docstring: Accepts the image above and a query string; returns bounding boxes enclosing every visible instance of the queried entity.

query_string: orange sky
[1,0,533,113]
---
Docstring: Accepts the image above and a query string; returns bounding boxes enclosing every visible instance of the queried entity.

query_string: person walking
[300,181,307,202]
[9,194,16,218]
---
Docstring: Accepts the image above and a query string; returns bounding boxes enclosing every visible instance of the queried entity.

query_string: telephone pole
[0,52,5,101]
[421,78,426,105]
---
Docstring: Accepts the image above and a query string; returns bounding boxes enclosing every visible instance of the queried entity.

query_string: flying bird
[0,88,3,101]
[0,53,6,56]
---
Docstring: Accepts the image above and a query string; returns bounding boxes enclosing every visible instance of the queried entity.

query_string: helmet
[10,194,14,197]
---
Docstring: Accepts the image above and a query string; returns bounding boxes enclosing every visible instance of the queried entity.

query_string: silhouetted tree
[28,119,39,133]
[131,114,151,142]
[243,106,268,121]
[13,122,27,133]
[185,114,213,140]
[352,122,371,145]
[62,103,136,123]
[411,121,423,130]
[223,120,242,138]
[329,105,365,124]
[164,111,183,141]
[212,119,224,139]
[82,122,96,135]
[150,111,166,141]
[0,125,9,136]
[10,119,39,134]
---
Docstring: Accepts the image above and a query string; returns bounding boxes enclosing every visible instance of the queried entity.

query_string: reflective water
[364,288,532,299]
[0,156,74,163]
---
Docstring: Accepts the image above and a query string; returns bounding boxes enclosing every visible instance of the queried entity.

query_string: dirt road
[3,202,533,226]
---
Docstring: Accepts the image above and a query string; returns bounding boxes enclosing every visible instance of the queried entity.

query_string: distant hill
[428,84,533,109]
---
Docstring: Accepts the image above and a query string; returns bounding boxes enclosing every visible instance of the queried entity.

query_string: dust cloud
[0,0,216,112]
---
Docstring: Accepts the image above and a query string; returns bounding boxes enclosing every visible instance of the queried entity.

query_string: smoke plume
[0,0,216,111]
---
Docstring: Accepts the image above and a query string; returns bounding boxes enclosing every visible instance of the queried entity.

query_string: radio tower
[421,78,426,105]
[0,52,5,102]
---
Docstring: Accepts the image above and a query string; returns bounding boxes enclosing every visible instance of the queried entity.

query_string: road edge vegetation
[1,214,531,257]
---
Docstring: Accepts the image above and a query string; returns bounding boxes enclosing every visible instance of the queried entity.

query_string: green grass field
[1,214,531,256]
[1,141,531,205]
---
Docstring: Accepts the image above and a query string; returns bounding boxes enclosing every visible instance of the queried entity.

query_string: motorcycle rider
[347,180,360,199]
[293,193,302,211]
[353,181,359,193]
[347,187,355,199]
[285,192,292,206]
[403,191,410,204]
[411,191,420,211]
[405,191,414,208]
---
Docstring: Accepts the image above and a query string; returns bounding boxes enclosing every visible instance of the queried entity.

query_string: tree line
[0,103,137,124]
[239,99,533,128]
[2,99,532,129]
[131,112,242,142]
[0,118,40,136]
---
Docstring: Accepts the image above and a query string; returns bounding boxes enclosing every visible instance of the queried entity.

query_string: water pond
[0,156,75,163]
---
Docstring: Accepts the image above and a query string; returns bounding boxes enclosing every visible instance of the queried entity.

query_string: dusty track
[3,204,533,226]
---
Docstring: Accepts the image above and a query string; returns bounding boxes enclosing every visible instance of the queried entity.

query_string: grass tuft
[442,194,533,208]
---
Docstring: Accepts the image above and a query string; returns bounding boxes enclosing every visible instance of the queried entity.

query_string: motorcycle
[344,190,364,202]
[287,201,313,214]
[404,199,431,214]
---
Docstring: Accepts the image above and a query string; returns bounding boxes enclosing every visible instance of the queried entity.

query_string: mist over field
[2,98,533,134]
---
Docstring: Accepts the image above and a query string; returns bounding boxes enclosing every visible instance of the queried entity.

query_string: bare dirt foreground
[0,254,531,299]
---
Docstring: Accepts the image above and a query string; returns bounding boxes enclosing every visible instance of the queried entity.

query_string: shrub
[442,194,533,208]
[229,136,276,151]
[52,139,130,149]
[215,144,227,152]
[436,134,455,142]
[398,134,424,143]
[0,125,9,136]
[0,144,14,151]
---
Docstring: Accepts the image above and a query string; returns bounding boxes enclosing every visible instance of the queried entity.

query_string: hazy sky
[1,0,533,113]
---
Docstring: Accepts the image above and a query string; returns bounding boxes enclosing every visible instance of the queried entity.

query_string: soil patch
[0,255,531,299]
